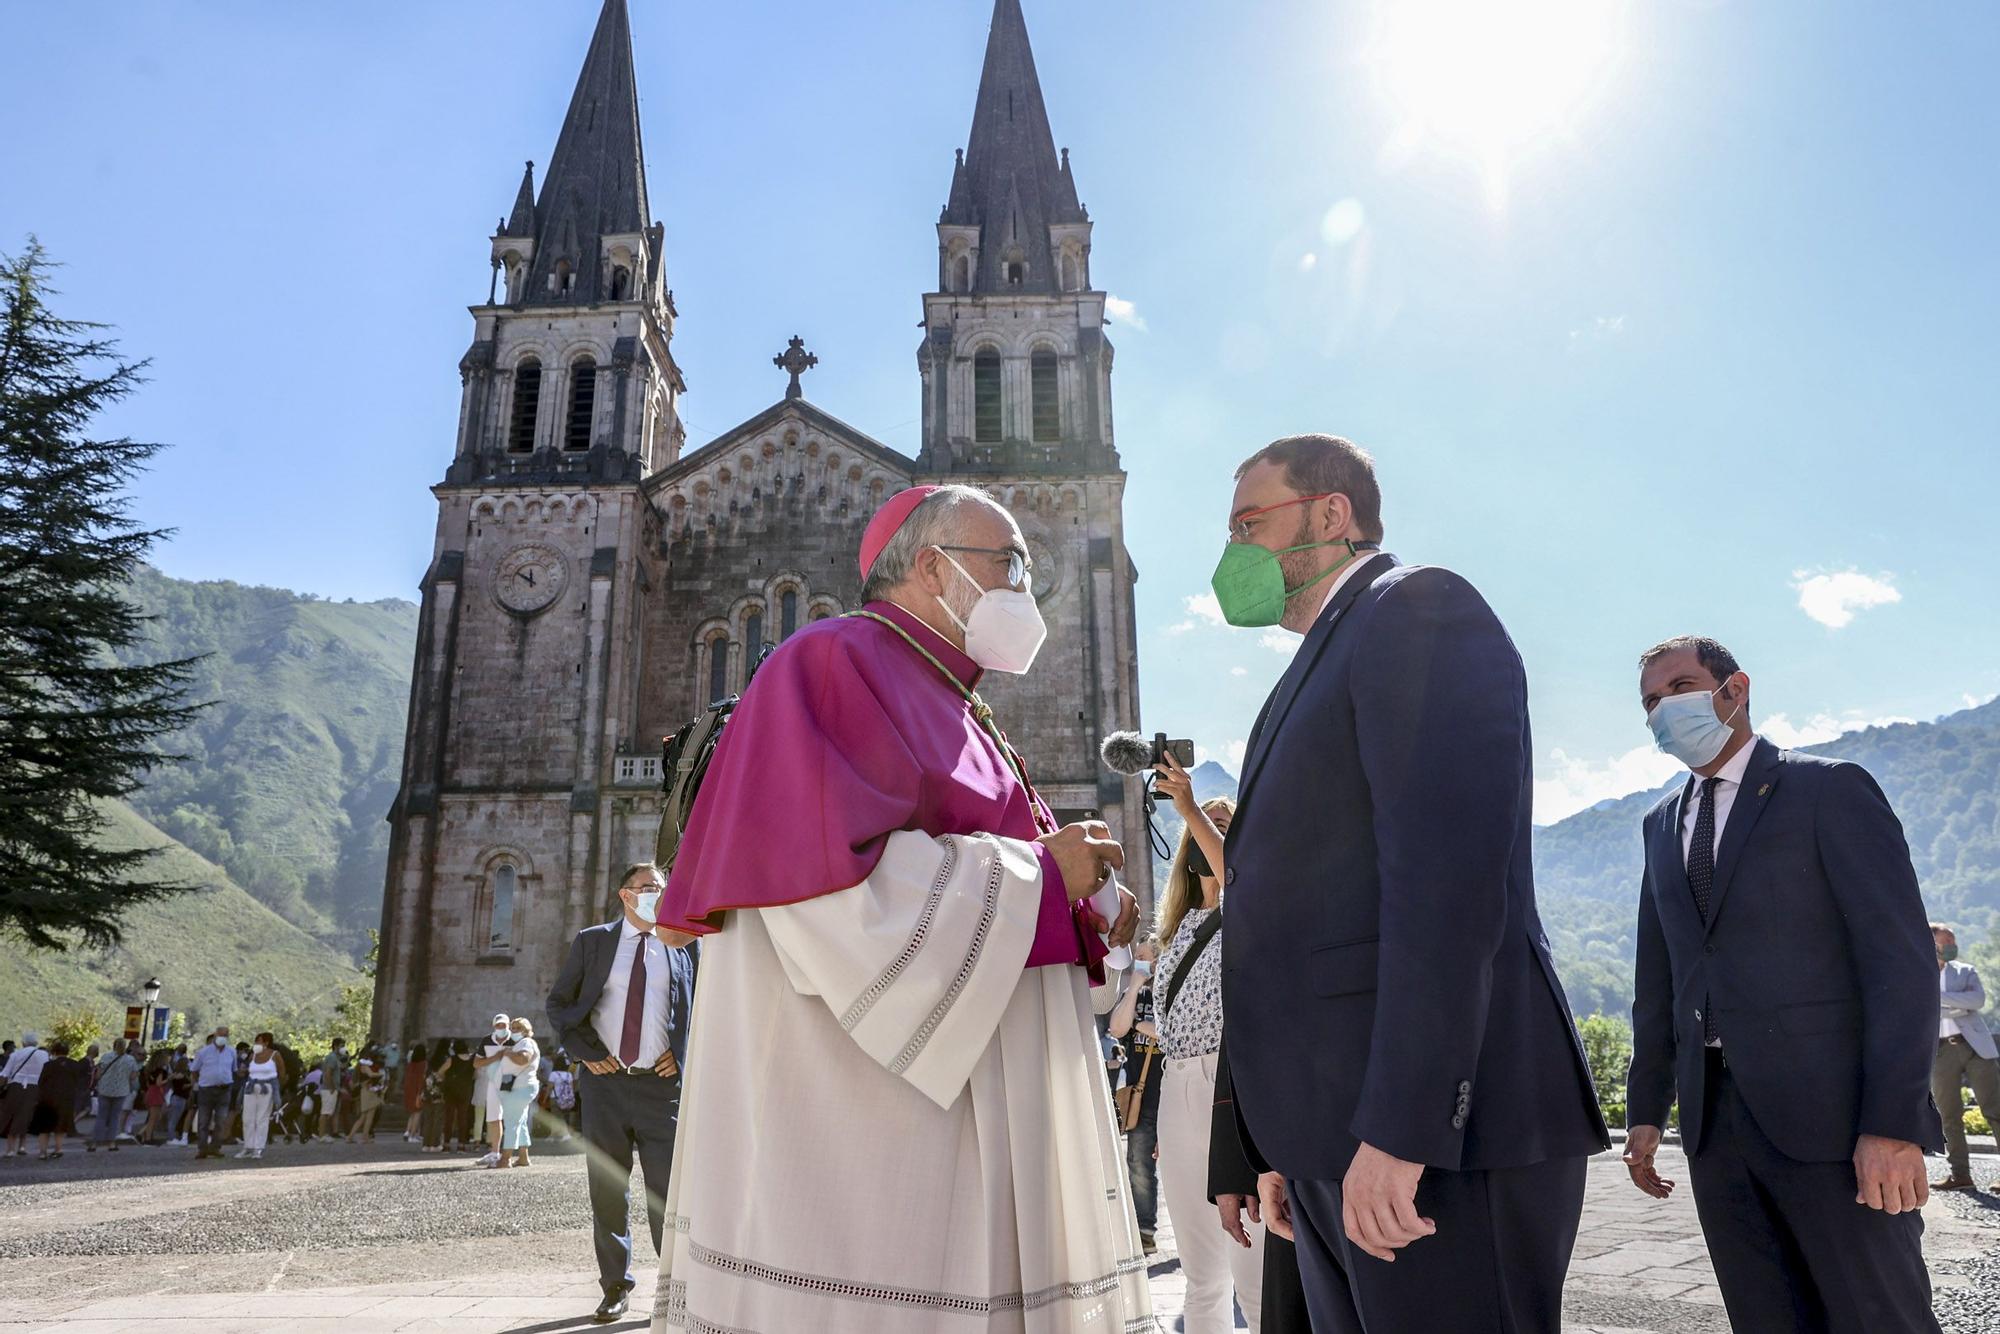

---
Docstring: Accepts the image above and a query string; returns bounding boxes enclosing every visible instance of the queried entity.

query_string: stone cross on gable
[774,335,818,399]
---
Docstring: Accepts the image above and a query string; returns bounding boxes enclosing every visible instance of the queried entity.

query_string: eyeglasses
[1228,493,1335,543]
[936,545,1033,591]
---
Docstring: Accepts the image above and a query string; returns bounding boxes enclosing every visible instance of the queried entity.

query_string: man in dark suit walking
[1624,637,1942,1333]
[1213,434,1608,1334]
[547,861,700,1324]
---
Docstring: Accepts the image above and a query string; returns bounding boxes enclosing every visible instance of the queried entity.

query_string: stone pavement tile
[37,1298,240,1322]
[212,1293,382,1318]
[455,1297,615,1322]
[1568,1249,1661,1277]
[344,1296,486,1320]
[1565,1272,1704,1302]
[30,1323,275,1334]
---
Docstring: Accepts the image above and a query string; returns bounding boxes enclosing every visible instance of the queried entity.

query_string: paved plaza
[0,1137,1993,1332]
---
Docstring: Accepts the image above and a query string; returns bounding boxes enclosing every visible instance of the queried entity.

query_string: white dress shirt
[1680,733,1759,862]
[1678,735,1757,1049]
[590,923,675,1066]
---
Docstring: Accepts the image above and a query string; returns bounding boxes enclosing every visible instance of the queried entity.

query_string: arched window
[781,590,799,641]
[1005,260,1025,286]
[1061,252,1079,291]
[707,633,729,704]
[564,358,596,451]
[487,863,516,952]
[1031,351,1060,443]
[552,258,574,295]
[507,360,541,453]
[973,350,1002,444]
[610,265,631,300]
[954,254,971,292]
[746,611,765,657]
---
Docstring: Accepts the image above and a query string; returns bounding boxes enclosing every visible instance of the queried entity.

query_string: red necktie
[619,937,647,1067]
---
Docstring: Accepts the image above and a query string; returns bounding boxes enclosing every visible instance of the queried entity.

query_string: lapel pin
[1757,783,1771,797]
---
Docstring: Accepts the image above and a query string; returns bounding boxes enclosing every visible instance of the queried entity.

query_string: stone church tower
[374,0,1147,1043]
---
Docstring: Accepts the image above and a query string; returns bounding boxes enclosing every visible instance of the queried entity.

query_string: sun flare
[1365,0,1627,203]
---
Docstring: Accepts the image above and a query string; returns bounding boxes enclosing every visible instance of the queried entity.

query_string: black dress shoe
[593,1284,632,1323]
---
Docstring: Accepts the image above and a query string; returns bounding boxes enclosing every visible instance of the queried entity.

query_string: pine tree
[0,239,206,948]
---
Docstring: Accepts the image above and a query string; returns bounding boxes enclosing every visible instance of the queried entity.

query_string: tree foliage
[0,240,206,947]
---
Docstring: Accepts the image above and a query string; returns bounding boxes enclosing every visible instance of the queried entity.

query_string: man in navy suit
[1624,637,1942,1333]
[546,861,700,1324]
[1214,434,1608,1334]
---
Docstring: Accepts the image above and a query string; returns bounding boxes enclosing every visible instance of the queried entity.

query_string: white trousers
[1159,1052,1264,1334]
[242,1082,276,1153]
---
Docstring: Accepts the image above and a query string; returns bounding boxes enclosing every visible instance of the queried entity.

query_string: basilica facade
[373,0,1148,1041]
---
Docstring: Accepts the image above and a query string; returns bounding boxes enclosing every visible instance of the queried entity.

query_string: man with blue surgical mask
[546,861,700,1324]
[1625,636,1943,1334]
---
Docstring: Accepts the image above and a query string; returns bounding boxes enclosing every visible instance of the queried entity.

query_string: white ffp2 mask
[936,549,1048,675]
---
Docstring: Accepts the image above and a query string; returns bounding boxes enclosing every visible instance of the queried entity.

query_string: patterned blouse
[1154,906,1224,1059]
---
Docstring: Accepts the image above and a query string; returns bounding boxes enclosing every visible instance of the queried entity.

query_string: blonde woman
[1151,759,1263,1334]
[492,1017,541,1168]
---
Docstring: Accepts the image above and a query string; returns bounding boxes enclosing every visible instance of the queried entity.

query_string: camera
[1151,733,1194,768]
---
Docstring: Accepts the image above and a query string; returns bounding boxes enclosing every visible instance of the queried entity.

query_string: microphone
[1100,730,1153,776]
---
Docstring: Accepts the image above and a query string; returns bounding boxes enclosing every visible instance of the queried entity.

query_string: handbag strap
[1162,910,1224,1019]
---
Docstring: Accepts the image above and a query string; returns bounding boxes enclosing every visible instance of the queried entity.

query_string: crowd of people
[0,1022,585,1166]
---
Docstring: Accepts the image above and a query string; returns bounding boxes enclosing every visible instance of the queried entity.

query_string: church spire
[941,0,1085,295]
[521,0,651,305]
[501,160,536,238]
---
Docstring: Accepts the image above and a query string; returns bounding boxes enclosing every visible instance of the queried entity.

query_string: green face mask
[1209,540,1370,628]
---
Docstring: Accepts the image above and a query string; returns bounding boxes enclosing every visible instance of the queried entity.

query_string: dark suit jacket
[545,919,700,1069]
[1208,1036,1257,1202]
[1221,556,1608,1180]
[1626,739,1943,1161]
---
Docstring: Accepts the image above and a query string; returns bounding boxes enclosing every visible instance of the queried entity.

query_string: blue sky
[5,1,1996,822]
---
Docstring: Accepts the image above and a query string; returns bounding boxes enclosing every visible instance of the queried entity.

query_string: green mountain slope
[1146,701,2000,1019]
[1537,695,2000,1017]
[112,565,418,950]
[0,800,360,1035]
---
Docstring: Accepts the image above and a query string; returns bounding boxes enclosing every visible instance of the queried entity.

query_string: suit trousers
[1929,1037,2000,1177]
[193,1085,231,1156]
[1287,1153,1586,1334]
[579,1067,681,1294]
[1161,1053,1264,1334]
[1690,1056,1938,1334]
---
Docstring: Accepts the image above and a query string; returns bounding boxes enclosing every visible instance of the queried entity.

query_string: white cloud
[1566,314,1626,349]
[1792,569,1900,629]
[1534,744,1682,824]
[1196,739,1250,772]
[1763,710,1917,748]
[1166,591,1224,635]
[1965,692,1998,710]
[1259,629,1298,654]
[1230,666,1249,677]
[1105,294,1148,332]
[1299,252,1319,272]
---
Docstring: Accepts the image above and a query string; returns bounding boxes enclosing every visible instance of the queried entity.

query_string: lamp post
[141,977,163,1048]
